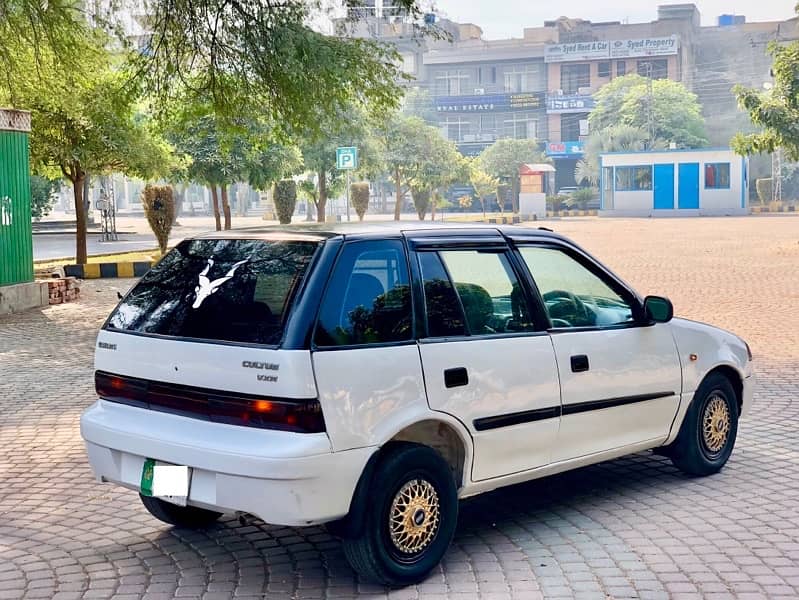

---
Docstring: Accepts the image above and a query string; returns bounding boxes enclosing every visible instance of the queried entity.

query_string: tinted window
[315,240,412,346]
[705,163,731,189]
[438,250,536,335]
[519,247,634,329]
[107,239,318,344]
[418,252,466,337]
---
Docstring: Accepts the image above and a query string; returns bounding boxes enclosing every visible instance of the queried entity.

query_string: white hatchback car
[81,223,753,586]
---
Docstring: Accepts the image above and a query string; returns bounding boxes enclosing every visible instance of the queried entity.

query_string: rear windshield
[106,238,319,345]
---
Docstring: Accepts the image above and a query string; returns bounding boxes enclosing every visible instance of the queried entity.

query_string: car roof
[189,220,566,242]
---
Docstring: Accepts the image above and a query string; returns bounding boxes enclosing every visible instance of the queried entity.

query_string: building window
[435,69,470,95]
[503,64,539,93]
[441,116,470,142]
[560,63,591,94]
[705,163,731,189]
[616,60,626,76]
[598,61,611,78]
[560,112,589,141]
[615,166,653,191]
[502,112,537,139]
[637,59,668,80]
[478,66,496,85]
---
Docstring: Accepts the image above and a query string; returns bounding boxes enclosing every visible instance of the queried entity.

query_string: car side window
[315,240,413,347]
[435,250,537,336]
[519,246,634,329]
[418,252,467,337]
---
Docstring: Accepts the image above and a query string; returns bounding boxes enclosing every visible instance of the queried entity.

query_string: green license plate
[140,458,155,496]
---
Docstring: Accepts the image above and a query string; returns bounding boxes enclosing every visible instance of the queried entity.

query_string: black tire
[342,443,458,587]
[139,494,222,528]
[670,372,739,476]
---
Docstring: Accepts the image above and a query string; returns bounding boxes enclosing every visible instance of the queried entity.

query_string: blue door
[653,164,674,209]
[678,163,700,209]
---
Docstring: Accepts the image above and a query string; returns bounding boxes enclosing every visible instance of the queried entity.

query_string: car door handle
[571,355,589,373]
[444,367,469,388]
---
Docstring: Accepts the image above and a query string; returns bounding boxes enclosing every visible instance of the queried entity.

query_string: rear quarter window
[107,238,319,345]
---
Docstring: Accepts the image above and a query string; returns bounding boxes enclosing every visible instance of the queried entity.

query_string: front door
[678,162,700,209]
[517,245,682,462]
[653,163,675,209]
[414,247,561,481]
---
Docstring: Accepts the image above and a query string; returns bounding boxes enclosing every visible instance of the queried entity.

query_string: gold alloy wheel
[388,479,440,555]
[702,394,731,453]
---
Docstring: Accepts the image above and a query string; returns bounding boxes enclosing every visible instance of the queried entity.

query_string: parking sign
[336,146,358,170]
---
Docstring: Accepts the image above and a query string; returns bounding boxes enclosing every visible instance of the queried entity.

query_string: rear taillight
[95,371,325,433]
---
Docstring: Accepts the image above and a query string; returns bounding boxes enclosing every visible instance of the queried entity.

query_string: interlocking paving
[1,215,798,599]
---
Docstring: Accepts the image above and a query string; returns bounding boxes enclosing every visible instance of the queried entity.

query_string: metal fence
[0,108,33,286]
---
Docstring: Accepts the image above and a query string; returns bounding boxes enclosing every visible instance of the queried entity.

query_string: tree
[247,143,303,199]
[350,182,370,221]
[402,88,437,124]
[733,27,799,160]
[469,161,499,218]
[274,180,297,225]
[479,139,547,213]
[30,176,58,219]
[575,124,657,186]
[590,74,708,149]
[2,32,172,264]
[142,184,176,255]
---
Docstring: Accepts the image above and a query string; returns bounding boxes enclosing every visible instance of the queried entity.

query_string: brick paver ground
[2,215,798,599]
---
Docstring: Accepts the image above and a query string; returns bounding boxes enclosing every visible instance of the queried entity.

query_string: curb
[63,261,155,279]
[750,205,797,214]
[546,209,598,217]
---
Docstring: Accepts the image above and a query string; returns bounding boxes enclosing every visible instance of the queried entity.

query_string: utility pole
[643,61,655,150]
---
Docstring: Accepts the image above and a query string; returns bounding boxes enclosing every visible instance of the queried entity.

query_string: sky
[431,0,796,40]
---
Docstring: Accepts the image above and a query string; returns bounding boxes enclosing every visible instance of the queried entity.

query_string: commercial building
[599,148,748,216]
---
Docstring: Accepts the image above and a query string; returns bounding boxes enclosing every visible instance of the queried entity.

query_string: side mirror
[644,295,674,323]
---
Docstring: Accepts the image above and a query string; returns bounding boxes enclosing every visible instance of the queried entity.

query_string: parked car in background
[81,223,754,586]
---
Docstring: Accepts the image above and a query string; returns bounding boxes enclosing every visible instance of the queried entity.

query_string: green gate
[0,108,33,286]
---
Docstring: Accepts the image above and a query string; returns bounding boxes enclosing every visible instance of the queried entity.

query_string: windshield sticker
[192,257,249,309]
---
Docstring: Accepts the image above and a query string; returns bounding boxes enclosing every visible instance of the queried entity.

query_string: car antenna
[538,226,553,232]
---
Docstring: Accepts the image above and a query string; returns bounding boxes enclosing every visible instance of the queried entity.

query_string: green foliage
[274,179,297,224]
[469,159,500,216]
[402,88,437,124]
[546,194,568,212]
[29,176,58,219]
[733,33,799,160]
[479,139,547,213]
[564,187,596,209]
[411,186,431,220]
[590,74,708,148]
[756,178,772,204]
[247,143,303,191]
[575,125,657,186]
[350,182,370,221]
[142,185,176,255]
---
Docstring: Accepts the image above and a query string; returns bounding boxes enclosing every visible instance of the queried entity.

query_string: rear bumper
[81,400,374,526]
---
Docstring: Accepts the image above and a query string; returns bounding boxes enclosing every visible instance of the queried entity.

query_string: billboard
[545,36,679,63]
[435,92,544,113]
[546,94,596,114]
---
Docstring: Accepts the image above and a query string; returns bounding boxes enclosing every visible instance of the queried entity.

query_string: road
[3,215,799,599]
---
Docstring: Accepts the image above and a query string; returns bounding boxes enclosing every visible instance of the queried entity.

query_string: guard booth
[519,163,553,218]
[0,109,47,315]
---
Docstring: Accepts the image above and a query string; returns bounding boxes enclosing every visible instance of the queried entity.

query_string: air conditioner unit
[474,88,485,95]
[555,89,564,96]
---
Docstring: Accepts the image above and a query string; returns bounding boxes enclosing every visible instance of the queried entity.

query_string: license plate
[141,458,190,506]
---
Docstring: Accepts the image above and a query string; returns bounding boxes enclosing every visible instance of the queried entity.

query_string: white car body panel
[418,336,561,481]
[94,329,317,399]
[550,324,682,462]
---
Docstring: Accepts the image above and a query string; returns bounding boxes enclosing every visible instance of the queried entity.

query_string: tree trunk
[496,186,504,214]
[511,176,520,214]
[394,169,402,221]
[316,170,327,223]
[73,170,88,265]
[210,186,221,231]
[221,184,231,230]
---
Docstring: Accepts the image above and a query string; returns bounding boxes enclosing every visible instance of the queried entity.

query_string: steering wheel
[542,289,594,327]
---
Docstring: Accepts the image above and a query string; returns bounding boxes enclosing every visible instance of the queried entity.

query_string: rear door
[411,236,561,481]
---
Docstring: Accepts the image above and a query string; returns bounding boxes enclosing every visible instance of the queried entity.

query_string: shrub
[546,194,568,212]
[755,178,772,204]
[565,187,596,209]
[142,184,175,255]
[274,179,297,224]
[411,187,431,220]
[350,182,370,221]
